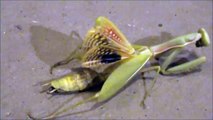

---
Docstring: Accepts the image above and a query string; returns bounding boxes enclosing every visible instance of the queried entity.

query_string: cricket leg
[50,31,83,74]
[50,48,82,74]
[69,31,83,42]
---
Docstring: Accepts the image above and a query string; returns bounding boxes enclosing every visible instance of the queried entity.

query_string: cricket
[38,68,106,94]
[28,16,210,119]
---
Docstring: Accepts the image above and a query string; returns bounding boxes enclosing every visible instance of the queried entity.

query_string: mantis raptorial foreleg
[139,52,206,108]
[139,48,206,108]
[46,95,77,118]
[50,31,83,74]
[151,28,209,75]
[159,48,206,75]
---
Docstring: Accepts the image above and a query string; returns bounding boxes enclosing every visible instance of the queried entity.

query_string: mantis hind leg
[139,66,161,109]
[50,31,83,74]
[27,95,76,120]
[27,94,95,120]
[160,48,206,75]
[42,95,96,119]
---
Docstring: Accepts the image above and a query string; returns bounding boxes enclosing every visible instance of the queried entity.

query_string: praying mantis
[28,16,210,119]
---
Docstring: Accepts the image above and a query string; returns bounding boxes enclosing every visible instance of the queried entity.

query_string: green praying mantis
[28,16,210,119]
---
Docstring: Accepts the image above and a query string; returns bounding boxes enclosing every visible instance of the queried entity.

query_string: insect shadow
[30,25,83,69]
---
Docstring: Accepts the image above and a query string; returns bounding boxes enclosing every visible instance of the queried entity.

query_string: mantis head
[196,28,210,47]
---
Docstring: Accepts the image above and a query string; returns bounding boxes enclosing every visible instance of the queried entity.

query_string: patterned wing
[82,28,110,51]
[82,16,135,54]
[95,16,135,54]
[82,46,132,67]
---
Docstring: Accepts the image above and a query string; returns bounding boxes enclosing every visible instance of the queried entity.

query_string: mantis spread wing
[82,46,132,67]
[81,16,135,67]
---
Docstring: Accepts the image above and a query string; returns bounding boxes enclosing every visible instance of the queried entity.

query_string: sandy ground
[1,1,212,119]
